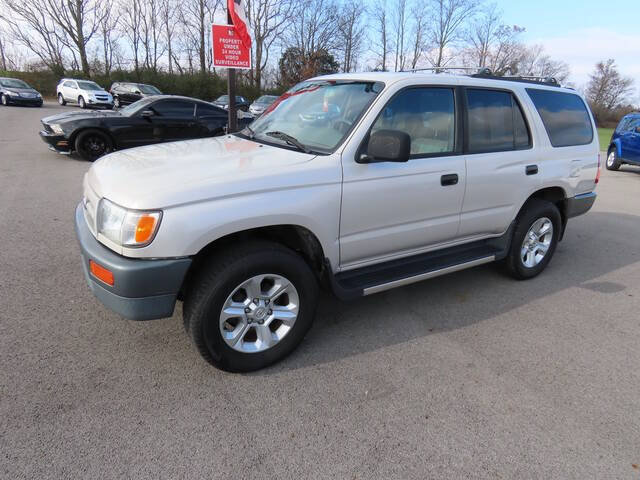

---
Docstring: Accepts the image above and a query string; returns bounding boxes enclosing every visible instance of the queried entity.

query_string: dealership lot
[2,102,640,478]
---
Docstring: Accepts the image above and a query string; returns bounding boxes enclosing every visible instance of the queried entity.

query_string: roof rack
[402,66,480,73]
[471,69,561,87]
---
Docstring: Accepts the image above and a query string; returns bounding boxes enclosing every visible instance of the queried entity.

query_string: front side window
[246,80,384,153]
[466,89,531,153]
[139,84,161,94]
[371,87,455,156]
[526,88,593,147]
[627,118,640,133]
[151,100,195,117]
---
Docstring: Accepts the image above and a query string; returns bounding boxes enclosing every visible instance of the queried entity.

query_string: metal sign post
[227,10,237,133]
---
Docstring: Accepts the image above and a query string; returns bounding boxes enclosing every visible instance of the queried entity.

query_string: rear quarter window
[526,89,593,147]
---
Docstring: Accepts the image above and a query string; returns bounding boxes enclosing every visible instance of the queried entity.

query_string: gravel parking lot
[1,102,640,479]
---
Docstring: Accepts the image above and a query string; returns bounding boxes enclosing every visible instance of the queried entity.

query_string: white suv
[57,78,113,109]
[75,71,599,371]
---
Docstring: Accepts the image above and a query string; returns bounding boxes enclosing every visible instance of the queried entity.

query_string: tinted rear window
[466,89,531,153]
[526,89,593,147]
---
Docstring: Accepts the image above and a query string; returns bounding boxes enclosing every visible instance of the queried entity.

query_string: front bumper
[565,192,597,218]
[74,203,192,320]
[86,99,113,108]
[39,130,71,153]
[5,95,43,106]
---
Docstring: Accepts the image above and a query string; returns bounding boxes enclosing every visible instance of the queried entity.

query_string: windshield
[77,81,103,91]
[1,79,31,89]
[119,97,156,116]
[245,80,384,153]
[138,84,161,94]
[216,95,228,102]
[255,95,277,104]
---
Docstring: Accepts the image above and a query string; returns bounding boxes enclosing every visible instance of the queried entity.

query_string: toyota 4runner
[75,71,599,371]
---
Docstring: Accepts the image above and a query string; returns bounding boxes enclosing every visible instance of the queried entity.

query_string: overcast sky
[494,0,639,96]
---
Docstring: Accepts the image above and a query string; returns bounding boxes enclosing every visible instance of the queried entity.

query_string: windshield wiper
[265,131,311,154]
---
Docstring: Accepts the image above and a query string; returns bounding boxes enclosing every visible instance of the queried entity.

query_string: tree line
[0,0,635,119]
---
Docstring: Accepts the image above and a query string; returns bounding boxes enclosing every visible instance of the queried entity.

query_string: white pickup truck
[75,71,599,371]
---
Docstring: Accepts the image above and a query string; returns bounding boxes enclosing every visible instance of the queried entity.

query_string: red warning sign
[212,24,251,70]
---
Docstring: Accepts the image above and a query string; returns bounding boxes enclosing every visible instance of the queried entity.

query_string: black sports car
[0,77,43,107]
[39,95,253,161]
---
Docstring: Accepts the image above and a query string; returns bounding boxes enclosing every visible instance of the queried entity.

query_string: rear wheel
[78,96,86,109]
[184,241,319,372]
[606,149,621,171]
[504,199,561,280]
[58,93,66,106]
[74,129,112,161]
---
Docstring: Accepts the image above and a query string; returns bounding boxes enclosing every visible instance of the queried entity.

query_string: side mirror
[140,109,154,118]
[358,130,411,163]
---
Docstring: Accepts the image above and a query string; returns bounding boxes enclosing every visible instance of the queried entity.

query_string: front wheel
[606,149,621,171]
[74,129,112,161]
[58,93,66,106]
[184,241,319,372]
[1,94,7,106]
[113,96,121,109]
[504,199,561,280]
[78,96,86,109]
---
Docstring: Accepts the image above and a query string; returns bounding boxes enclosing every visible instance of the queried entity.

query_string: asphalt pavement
[1,102,640,479]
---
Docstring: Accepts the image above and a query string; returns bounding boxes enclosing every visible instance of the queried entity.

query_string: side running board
[327,227,513,300]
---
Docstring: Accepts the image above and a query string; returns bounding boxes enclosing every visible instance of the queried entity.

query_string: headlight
[49,124,64,135]
[97,198,162,247]
[5,90,18,96]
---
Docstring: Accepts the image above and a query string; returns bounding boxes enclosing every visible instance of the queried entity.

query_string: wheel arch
[69,126,118,151]
[520,186,569,240]
[178,224,328,300]
[608,138,622,157]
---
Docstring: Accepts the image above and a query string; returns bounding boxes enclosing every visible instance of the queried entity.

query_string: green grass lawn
[598,128,614,150]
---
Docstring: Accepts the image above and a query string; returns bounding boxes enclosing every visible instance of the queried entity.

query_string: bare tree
[516,44,569,82]
[337,0,366,72]
[371,0,389,71]
[98,2,119,75]
[392,0,408,71]
[2,0,68,75]
[586,59,634,118]
[160,0,180,74]
[426,0,479,69]
[409,1,428,69]
[0,23,7,70]
[247,0,294,88]
[181,0,220,74]
[285,0,340,58]
[140,0,165,71]
[121,0,144,73]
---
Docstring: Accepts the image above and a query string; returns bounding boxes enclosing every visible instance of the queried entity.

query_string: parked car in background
[74,71,599,371]
[57,79,113,109]
[0,77,43,107]
[110,82,162,108]
[606,112,640,170]
[248,95,278,116]
[212,94,250,111]
[40,95,252,161]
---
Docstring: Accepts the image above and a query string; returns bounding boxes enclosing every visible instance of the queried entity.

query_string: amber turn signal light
[90,260,114,286]
[135,215,157,244]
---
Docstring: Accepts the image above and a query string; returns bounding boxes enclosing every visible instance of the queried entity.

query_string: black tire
[78,96,86,109]
[58,93,66,106]
[113,96,121,109]
[74,129,113,161]
[605,148,621,171]
[504,199,561,280]
[184,241,319,372]
[1,94,7,106]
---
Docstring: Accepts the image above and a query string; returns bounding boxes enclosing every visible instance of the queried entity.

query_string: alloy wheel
[520,217,553,268]
[219,274,299,353]
[607,151,615,168]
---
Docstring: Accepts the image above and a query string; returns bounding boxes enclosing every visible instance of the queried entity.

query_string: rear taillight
[595,153,601,184]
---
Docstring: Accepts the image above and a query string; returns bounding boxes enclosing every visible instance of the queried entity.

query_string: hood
[42,110,121,124]
[87,135,318,210]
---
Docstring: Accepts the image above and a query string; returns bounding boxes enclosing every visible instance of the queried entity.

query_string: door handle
[441,173,458,186]
[526,164,538,175]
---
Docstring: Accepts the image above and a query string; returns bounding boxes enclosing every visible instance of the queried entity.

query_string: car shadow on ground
[249,211,640,375]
